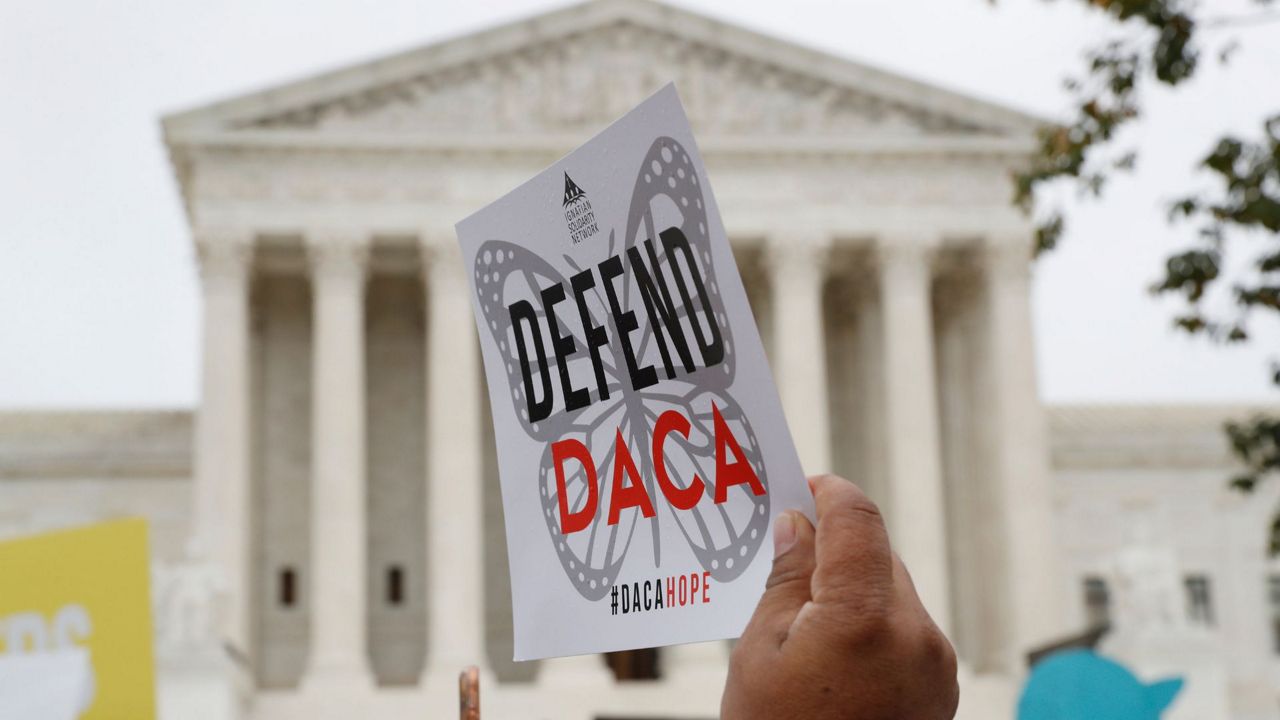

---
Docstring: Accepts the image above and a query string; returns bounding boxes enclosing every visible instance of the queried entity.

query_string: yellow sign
[0,518,156,719]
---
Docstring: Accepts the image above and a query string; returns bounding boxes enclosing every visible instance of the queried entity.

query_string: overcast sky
[2,0,1277,409]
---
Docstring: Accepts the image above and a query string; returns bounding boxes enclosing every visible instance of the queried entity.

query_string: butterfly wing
[536,401,649,601]
[476,237,646,600]
[474,239,635,441]
[641,382,770,583]
[624,136,736,391]
[622,137,768,578]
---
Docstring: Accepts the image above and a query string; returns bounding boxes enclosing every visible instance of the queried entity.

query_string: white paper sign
[457,84,813,660]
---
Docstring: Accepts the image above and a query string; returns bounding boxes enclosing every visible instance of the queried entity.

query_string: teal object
[1018,649,1183,720]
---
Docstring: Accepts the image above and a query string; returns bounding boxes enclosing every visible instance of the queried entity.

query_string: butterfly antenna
[459,665,480,720]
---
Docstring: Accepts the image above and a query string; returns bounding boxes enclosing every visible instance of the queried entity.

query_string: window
[1082,576,1110,628]
[1268,576,1280,653]
[278,567,297,608]
[386,565,405,607]
[1185,574,1214,626]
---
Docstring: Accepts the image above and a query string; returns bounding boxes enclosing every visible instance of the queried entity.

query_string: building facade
[1,1,1276,718]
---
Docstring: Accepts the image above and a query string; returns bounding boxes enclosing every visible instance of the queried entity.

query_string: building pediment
[230,22,998,139]
[163,0,1043,148]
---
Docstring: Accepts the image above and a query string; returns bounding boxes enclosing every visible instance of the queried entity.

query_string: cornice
[1047,404,1276,471]
[171,128,1036,159]
[0,411,193,480]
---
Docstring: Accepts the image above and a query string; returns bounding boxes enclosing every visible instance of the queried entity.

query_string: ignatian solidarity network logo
[473,138,770,603]
[562,172,600,244]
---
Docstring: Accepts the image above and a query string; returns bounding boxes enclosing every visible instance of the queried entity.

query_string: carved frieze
[240,22,988,138]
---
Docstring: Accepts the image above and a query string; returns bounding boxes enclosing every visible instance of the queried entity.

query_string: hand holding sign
[722,475,959,720]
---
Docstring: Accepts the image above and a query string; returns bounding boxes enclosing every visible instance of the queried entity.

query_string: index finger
[809,474,895,608]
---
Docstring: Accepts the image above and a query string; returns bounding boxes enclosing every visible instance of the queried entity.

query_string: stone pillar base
[299,662,375,696]
[953,663,1017,720]
[1102,629,1229,720]
[157,658,241,720]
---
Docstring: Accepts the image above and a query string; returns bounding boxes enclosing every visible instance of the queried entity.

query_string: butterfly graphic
[473,136,770,602]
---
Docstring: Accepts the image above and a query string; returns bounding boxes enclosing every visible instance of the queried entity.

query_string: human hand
[721,474,958,719]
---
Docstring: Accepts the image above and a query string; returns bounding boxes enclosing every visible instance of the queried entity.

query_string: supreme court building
[2,1,1277,718]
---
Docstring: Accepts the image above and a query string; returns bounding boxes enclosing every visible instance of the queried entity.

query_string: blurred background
[2,0,1278,718]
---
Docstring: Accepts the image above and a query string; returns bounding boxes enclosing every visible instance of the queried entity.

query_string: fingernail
[773,512,797,558]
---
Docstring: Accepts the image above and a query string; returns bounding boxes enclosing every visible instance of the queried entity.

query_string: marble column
[1220,489,1277,714]
[877,237,952,636]
[853,281,889,509]
[767,233,832,475]
[421,239,491,683]
[982,239,1061,663]
[193,228,253,661]
[303,230,374,690]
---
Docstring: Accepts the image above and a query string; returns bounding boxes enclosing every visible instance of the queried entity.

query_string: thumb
[741,510,817,650]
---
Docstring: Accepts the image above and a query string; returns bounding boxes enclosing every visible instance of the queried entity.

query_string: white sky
[2,0,1277,409]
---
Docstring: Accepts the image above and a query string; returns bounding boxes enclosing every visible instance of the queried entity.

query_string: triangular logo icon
[562,172,587,207]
